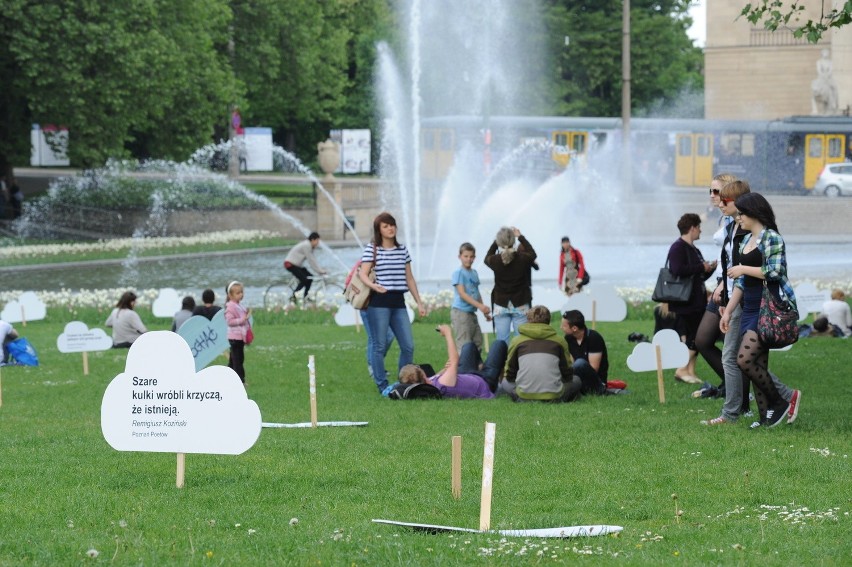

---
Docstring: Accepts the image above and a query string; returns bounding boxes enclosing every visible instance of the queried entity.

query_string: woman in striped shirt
[359,212,426,393]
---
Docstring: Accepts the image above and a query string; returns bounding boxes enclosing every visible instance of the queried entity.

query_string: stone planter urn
[317,140,340,179]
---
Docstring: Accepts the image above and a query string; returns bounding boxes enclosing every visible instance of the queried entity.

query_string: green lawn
[0,308,849,565]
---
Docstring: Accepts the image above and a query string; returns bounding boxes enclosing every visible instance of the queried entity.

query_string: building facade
[705,0,852,119]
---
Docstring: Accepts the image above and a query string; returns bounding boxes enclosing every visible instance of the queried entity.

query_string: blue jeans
[458,340,508,392]
[365,306,414,392]
[573,358,606,395]
[360,307,395,381]
[493,303,528,344]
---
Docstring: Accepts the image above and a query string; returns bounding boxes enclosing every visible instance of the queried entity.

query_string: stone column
[316,140,344,240]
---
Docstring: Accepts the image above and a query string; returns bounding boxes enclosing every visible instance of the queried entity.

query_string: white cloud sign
[57,321,113,353]
[334,304,358,326]
[561,285,627,322]
[626,329,689,372]
[1,291,47,323]
[101,331,262,455]
[152,288,182,318]
[793,282,829,319]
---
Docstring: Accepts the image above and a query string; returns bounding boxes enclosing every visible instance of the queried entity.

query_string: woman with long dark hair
[720,192,801,428]
[358,212,426,393]
[105,291,147,348]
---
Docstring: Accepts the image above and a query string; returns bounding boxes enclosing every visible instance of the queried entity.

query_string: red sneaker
[787,390,801,424]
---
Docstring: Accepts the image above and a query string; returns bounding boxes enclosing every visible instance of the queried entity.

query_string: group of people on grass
[98,183,849,429]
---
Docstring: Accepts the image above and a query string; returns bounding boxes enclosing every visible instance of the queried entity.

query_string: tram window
[572,135,586,153]
[697,136,711,156]
[808,137,823,158]
[678,136,692,156]
[741,134,755,156]
[554,133,568,147]
[828,137,843,158]
[422,131,435,150]
[720,134,740,156]
[440,131,453,150]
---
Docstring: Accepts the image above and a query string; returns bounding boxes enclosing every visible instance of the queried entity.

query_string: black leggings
[695,309,724,385]
[737,331,782,417]
[229,339,246,383]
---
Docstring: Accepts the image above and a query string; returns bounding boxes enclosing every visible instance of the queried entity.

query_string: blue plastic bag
[6,337,39,366]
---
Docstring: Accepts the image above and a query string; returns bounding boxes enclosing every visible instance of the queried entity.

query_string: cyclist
[284,232,327,302]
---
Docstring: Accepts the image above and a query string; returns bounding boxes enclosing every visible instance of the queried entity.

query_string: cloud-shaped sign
[177,311,229,371]
[152,288,182,318]
[101,331,261,455]
[531,286,570,313]
[1,291,47,323]
[626,329,689,372]
[561,285,627,322]
[793,282,829,320]
[57,321,113,353]
[334,304,359,327]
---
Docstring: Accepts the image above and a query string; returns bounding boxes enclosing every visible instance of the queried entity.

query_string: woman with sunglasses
[703,181,798,426]
[691,173,737,395]
[719,192,801,428]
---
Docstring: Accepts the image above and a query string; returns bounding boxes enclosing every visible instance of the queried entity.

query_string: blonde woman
[484,226,538,344]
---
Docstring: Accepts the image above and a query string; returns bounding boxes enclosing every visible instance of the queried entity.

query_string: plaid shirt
[735,229,797,311]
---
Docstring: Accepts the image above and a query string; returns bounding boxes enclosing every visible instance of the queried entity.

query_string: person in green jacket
[500,305,582,403]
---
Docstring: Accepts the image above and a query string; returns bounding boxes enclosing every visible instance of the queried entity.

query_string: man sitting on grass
[561,309,609,395]
[500,305,582,403]
[398,324,507,399]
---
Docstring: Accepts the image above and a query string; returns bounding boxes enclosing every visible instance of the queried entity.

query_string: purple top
[429,374,495,399]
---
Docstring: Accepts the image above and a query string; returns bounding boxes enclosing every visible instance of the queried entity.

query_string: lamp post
[622,0,632,192]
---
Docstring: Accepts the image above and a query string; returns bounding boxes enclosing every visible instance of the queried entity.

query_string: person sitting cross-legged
[398,325,507,399]
[500,305,582,403]
[560,309,609,395]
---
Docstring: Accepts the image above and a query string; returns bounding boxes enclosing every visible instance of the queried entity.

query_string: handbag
[757,281,799,348]
[344,245,377,309]
[245,325,254,345]
[651,260,693,303]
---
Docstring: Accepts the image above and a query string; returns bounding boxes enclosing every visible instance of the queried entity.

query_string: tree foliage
[549,0,703,117]
[741,1,852,43]
[0,0,705,173]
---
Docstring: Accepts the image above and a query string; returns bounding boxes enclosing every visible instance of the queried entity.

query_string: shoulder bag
[757,281,799,349]
[651,259,693,303]
[344,245,376,309]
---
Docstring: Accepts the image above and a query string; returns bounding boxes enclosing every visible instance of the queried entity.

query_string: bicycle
[263,273,346,308]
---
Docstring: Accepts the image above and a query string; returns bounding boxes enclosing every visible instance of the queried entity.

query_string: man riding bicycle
[284,232,327,302]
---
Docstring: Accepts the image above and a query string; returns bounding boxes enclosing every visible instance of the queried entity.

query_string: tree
[741,1,852,43]
[548,0,703,117]
[0,0,238,173]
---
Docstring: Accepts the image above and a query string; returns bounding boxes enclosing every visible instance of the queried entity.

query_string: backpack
[388,382,442,400]
[6,337,39,366]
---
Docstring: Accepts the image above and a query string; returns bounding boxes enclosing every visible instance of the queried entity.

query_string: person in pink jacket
[224,281,252,384]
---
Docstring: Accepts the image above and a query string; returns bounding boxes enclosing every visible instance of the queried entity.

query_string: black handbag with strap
[651,260,693,303]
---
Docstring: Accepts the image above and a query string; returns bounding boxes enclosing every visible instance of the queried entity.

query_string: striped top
[361,243,411,292]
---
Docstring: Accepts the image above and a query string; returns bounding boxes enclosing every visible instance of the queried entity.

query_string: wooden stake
[308,355,318,428]
[355,309,362,333]
[21,305,26,327]
[479,422,496,531]
[591,300,597,330]
[483,331,490,354]
[82,352,89,376]
[655,344,666,404]
[451,436,462,500]
[176,453,185,488]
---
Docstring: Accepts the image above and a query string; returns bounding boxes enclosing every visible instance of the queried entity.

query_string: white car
[813,163,852,197]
